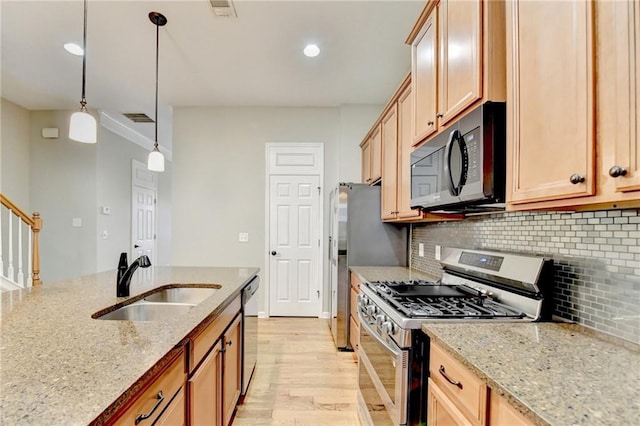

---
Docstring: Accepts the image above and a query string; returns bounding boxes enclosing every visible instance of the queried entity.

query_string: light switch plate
[418,243,424,257]
[239,232,249,242]
[72,218,82,227]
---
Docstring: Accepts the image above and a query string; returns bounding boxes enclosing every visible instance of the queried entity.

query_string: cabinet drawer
[191,296,241,372]
[349,315,359,352]
[113,351,186,426]
[350,286,359,327]
[155,386,185,426]
[429,343,487,424]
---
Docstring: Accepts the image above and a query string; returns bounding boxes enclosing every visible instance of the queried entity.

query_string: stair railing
[0,194,42,286]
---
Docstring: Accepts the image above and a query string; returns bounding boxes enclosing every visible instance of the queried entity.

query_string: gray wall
[1,101,173,283]
[411,209,640,344]
[1,99,31,209]
[172,105,379,315]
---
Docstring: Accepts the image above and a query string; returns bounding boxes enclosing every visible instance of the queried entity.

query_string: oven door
[358,313,408,425]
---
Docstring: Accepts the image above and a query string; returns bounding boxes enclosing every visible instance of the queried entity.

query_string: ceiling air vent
[123,113,154,123]
[209,0,237,18]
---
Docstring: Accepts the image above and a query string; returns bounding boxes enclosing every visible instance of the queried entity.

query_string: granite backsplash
[410,209,640,344]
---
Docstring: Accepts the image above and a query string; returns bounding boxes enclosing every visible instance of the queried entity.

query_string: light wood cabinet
[188,341,222,426]
[381,103,399,220]
[397,81,423,220]
[109,350,186,426]
[156,387,186,426]
[408,0,505,147]
[506,0,640,211]
[428,341,537,426]
[429,342,487,425]
[489,393,535,426]
[361,125,383,185]
[428,378,474,426]
[222,314,242,426]
[188,296,242,426]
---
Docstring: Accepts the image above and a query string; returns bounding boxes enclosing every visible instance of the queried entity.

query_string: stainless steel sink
[143,287,220,305]
[96,301,194,321]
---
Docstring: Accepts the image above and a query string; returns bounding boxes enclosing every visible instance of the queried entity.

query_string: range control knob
[381,321,395,336]
[366,305,378,316]
[374,314,386,327]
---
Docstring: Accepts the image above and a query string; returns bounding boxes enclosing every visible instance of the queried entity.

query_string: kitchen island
[0,266,259,425]
[422,322,640,426]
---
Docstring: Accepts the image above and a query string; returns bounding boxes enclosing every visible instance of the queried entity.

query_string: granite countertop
[350,266,439,283]
[0,266,259,425]
[422,322,640,426]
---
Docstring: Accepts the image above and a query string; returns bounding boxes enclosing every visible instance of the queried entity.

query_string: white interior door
[131,161,157,271]
[269,174,321,316]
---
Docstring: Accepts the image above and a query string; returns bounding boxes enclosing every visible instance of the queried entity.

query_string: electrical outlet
[435,245,441,260]
[418,243,424,257]
[239,232,249,243]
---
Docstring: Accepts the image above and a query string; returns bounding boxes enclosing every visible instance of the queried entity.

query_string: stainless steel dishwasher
[241,276,259,398]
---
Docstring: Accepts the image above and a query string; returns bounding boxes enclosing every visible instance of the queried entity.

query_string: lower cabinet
[108,350,186,426]
[349,272,362,355]
[156,387,186,426]
[428,341,534,426]
[188,341,222,426]
[222,314,243,426]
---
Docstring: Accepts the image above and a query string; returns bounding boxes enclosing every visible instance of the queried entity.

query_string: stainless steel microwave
[410,102,506,212]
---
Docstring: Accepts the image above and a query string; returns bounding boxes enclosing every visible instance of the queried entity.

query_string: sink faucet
[116,252,151,297]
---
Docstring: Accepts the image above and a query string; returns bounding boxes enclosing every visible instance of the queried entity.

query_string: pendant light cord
[154,18,159,149]
[81,0,88,107]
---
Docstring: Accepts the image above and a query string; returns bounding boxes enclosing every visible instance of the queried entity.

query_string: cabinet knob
[427,121,434,126]
[608,166,627,178]
[436,113,444,118]
[569,174,585,184]
[227,340,233,346]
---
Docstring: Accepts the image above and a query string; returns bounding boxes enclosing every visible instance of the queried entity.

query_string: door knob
[271,251,278,256]
[609,166,627,178]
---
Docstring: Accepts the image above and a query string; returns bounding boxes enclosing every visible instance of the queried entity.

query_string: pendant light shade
[69,0,97,144]
[147,11,167,172]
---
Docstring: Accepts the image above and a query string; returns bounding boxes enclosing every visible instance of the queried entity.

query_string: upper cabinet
[361,125,382,185]
[506,0,640,211]
[381,103,400,220]
[407,0,506,147]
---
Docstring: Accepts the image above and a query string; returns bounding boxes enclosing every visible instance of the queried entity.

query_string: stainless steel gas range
[356,247,553,426]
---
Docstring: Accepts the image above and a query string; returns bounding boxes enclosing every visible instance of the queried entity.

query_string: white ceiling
[1,0,423,152]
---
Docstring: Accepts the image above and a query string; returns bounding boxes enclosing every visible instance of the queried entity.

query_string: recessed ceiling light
[64,42,84,56]
[303,44,320,58]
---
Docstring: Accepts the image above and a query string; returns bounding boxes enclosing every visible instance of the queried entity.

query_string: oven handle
[358,313,403,358]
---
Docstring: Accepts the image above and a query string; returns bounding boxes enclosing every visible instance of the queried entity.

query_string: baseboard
[320,311,330,319]
[258,311,268,319]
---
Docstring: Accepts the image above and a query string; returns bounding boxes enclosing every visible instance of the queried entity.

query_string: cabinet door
[427,379,474,426]
[188,341,222,426]
[613,0,640,193]
[156,387,185,426]
[381,104,399,220]
[507,0,596,204]
[222,314,242,426]
[438,0,482,125]
[412,11,438,144]
[489,392,535,426]
[371,125,383,183]
[397,84,422,219]
[362,138,372,184]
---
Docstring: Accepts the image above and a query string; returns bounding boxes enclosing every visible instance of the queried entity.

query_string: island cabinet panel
[190,297,241,373]
[156,387,186,426]
[222,314,243,426]
[428,378,474,426]
[188,340,222,426]
[108,350,186,426]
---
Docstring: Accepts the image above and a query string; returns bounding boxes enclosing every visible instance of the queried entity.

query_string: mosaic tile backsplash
[410,209,640,344]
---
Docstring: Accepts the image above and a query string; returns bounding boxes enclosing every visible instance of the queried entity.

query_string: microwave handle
[443,129,468,196]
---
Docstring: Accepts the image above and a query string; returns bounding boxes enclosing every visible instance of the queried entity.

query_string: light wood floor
[233,318,360,425]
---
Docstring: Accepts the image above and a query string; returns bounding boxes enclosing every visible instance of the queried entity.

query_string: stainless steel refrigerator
[328,183,407,350]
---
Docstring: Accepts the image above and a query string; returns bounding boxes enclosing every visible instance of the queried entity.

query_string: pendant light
[147,11,167,172]
[69,0,97,143]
